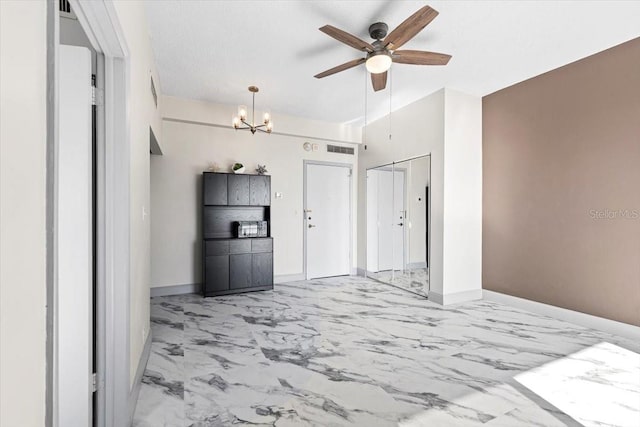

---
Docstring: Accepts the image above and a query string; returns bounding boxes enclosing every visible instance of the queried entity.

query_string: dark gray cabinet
[203,238,273,296]
[204,173,227,205]
[252,253,273,287]
[204,255,229,292]
[202,172,273,297]
[230,254,253,289]
[250,175,271,206]
[228,174,250,205]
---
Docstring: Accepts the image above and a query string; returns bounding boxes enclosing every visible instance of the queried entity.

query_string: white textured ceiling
[145,1,640,125]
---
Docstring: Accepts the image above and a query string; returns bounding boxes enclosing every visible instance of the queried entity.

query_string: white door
[305,163,351,279]
[58,45,93,427]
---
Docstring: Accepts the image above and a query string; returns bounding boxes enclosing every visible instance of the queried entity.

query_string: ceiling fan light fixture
[366,52,392,74]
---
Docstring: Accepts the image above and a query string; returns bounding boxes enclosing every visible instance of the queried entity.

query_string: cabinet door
[230,254,252,289]
[249,175,270,206]
[204,173,228,205]
[204,255,229,293]
[227,175,250,205]
[252,253,273,287]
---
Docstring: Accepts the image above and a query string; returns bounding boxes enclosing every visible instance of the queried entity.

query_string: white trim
[45,3,59,426]
[407,262,427,269]
[128,331,152,424]
[483,290,640,342]
[163,117,360,146]
[275,274,306,284]
[429,289,483,305]
[352,268,366,277]
[150,283,201,297]
[66,2,130,427]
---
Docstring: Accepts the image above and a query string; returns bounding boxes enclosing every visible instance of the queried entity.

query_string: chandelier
[232,86,273,134]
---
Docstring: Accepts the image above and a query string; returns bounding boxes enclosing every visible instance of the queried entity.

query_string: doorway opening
[58,8,98,425]
[49,1,132,426]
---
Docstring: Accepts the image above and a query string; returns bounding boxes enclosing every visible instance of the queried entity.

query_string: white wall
[111,0,163,386]
[358,89,445,293]
[0,1,47,426]
[442,89,483,298]
[358,88,482,303]
[150,96,359,288]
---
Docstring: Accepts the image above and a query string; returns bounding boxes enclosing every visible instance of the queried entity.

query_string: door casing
[47,1,131,426]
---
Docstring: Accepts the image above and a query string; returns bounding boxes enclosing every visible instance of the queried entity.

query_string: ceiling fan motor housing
[369,22,388,40]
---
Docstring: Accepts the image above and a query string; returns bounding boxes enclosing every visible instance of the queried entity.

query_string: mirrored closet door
[367,155,430,297]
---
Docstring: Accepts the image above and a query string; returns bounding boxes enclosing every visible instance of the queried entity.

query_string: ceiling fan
[314,5,451,92]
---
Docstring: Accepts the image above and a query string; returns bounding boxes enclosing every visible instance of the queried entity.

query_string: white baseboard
[150,283,200,297]
[407,262,427,269]
[151,276,307,293]
[354,268,367,277]
[483,290,640,342]
[129,330,152,424]
[274,273,306,284]
[429,289,483,306]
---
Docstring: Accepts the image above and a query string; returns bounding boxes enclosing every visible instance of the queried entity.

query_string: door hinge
[92,372,98,392]
[92,87,104,107]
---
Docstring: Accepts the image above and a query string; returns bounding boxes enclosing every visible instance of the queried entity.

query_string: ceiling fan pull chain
[364,67,368,146]
[389,67,392,142]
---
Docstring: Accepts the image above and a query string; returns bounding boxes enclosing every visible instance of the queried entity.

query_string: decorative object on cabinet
[232,162,245,174]
[202,172,273,297]
[256,164,268,175]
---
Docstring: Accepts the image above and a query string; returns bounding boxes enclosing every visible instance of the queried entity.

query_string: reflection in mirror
[367,155,430,297]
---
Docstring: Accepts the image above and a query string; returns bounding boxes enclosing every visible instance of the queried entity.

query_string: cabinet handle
[308,224,316,228]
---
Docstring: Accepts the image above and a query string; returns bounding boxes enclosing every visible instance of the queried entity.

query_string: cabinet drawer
[205,240,229,256]
[229,239,251,254]
[251,238,272,253]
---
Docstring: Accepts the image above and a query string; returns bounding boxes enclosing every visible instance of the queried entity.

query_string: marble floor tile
[375,268,429,297]
[133,276,640,426]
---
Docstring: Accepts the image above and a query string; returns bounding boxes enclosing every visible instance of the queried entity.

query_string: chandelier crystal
[232,86,273,134]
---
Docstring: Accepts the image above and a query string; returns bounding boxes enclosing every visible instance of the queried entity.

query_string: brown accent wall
[483,38,640,326]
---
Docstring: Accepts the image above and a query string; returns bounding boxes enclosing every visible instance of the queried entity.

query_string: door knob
[397,223,404,226]
[308,224,316,228]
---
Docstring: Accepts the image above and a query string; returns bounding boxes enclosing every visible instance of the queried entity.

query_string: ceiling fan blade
[314,58,366,79]
[320,25,374,52]
[383,6,439,50]
[393,50,451,65]
[371,71,387,92]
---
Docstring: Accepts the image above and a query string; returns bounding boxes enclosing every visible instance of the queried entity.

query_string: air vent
[59,0,76,19]
[327,145,354,155]
[150,76,158,108]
